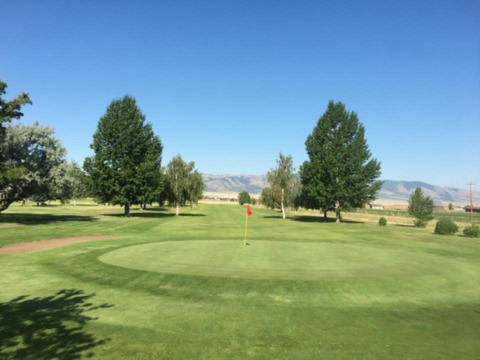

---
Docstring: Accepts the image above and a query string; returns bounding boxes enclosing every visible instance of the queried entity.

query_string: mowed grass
[1,202,479,359]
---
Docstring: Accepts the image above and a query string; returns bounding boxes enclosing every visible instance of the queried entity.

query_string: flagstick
[244,211,249,249]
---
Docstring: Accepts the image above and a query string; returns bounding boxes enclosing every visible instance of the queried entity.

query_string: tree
[51,161,87,205]
[185,169,205,208]
[408,187,434,227]
[238,191,251,205]
[0,122,67,211]
[0,81,32,201]
[164,155,203,215]
[261,153,299,219]
[83,95,163,217]
[0,80,32,142]
[299,101,382,222]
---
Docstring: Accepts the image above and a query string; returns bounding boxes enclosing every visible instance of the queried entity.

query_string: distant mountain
[378,180,477,206]
[202,174,266,195]
[202,174,478,206]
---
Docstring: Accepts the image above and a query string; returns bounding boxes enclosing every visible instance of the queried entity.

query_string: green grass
[1,202,480,359]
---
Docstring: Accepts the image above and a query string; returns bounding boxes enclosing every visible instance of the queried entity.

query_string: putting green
[98,240,448,280]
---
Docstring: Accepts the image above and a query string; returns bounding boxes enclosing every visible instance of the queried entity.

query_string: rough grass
[1,202,479,359]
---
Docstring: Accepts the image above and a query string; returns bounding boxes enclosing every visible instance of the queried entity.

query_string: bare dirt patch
[0,235,118,254]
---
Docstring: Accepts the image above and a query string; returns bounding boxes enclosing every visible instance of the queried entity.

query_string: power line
[467,182,476,220]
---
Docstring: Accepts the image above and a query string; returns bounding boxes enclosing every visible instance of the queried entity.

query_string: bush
[463,224,480,238]
[378,217,387,226]
[414,219,428,228]
[434,218,458,235]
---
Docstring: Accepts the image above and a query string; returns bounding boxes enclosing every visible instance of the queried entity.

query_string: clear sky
[2,0,479,189]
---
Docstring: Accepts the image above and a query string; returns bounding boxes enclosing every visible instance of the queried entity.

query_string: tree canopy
[0,81,33,210]
[299,101,382,221]
[164,155,204,215]
[261,153,299,219]
[0,122,67,211]
[408,187,434,227]
[238,191,251,205]
[83,95,163,216]
[0,80,32,139]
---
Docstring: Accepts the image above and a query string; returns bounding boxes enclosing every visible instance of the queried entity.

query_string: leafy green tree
[238,191,251,205]
[0,80,32,142]
[0,81,32,201]
[299,101,382,222]
[52,161,87,205]
[408,187,434,227]
[260,187,276,210]
[83,95,163,217]
[164,155,203,215]
[185,169,205,208]
[262,153,299,219]
[0,122,67,211]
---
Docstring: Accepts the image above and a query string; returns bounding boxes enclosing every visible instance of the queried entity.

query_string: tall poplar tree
[83,95,163,216]
[261,153,299,219]
[299,101,382,221]
[164,155,204,215]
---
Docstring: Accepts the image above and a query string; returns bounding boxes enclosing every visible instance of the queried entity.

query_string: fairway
[1,203,480,359]
[99,239,447,281]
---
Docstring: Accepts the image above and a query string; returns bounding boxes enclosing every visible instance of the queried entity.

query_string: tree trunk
[323,211,327,220]
[124,204,130,217]
[281,188,286,219]
[176,204,180,216]
[336,211,342,223]
[335,201,341,222]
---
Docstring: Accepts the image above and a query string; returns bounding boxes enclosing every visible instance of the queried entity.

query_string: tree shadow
[290,216,363,224]
[0,289,113,359]
[104,209,206,218]
[178,213,206,217]
[0,214,97,226]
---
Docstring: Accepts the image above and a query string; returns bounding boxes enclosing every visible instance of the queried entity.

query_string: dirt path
[0,235,118,254]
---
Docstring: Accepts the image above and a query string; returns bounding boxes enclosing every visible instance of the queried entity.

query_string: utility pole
[467,182,476,220]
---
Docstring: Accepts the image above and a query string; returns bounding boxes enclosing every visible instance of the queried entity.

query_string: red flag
[246,204,252,217]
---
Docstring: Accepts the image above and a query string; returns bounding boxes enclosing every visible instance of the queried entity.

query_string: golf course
[1,202,479,359]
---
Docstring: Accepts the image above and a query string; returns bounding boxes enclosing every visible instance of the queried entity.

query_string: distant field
[1,202,479,359]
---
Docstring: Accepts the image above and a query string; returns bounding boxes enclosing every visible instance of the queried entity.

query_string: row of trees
[0,82,204,215]
[261,101,382,222]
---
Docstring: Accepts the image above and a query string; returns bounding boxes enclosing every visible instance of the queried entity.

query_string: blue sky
[2,0,479,189]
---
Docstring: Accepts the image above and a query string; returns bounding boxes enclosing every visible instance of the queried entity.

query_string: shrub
[434,218,458,235]
[463,224,480,238]
[378,217,387,226]
[414,219,428,228]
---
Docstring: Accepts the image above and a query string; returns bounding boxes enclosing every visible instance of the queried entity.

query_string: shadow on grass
[393,224,415,228]
[0,214,97,226]
[105,207,206,218]
[0,289,113,360]
[290,215,363,224]
[178,213,206,217]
